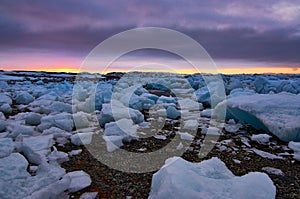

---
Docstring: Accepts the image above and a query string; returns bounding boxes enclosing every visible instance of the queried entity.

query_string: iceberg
[216,93,300,142]
[149,157,276,199]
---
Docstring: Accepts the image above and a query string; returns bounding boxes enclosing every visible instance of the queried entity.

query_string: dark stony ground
[59,123,300,199]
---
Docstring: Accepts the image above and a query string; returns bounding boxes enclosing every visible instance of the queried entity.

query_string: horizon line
[1,68,300,76]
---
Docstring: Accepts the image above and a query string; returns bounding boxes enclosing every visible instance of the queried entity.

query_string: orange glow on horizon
[218,67,299,74]
[24,66,300,75]
[1,65,299,75]
[1,52,299,75]
[37,67,80,73]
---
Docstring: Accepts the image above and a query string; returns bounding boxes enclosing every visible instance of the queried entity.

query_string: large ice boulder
[49,101,72,113]
[0,153,30,181]
[48,147,69,165]
[228,88,255,98]
[73,111,91,129]
[30,86,48,98]
[104,119,138,141]
[141,93,159,103]
[166,106,181,119]
[0,103,12,115]
[70,133,93,146]
[98,102,144,127]
[182,119,199,131]
[149,157,276,199]
[0,81,8,89]
[75,96,95,113]
[200,109,212,118]
[254,76,300,94]
[157,96,177,104]
[254,76,278,94]
[28,99,52,114]
[65,171,91,192]
[195,86,212,106]
[0,138,14,158]
[22,134,54,164]
[73,86,88,102]
[0,153,70,199]
[24,172,70,199]
[42,127,71,139]
[103,119,138,152]
[114,88,155,111]
[25,112,42,126]
[38,113,74,131]
[0,93,12,106]
[134,86,149,95]
[195,80,225,107]
[226,78,243,94]
[187,75,205,90]
[277,79,300,94]
[178,98,203,111]
[93,82,113,110]
[15,91,34,105]
[129,94,155,111]
[10,125,35,137]
[145,82,169,91]
[216,92,300,142]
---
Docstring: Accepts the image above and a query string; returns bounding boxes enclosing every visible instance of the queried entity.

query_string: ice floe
[149,157,276,199]
[217,93,300,142]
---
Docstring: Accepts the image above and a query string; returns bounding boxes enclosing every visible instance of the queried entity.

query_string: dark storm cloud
[0,0,299,63]
[184,28,300,62]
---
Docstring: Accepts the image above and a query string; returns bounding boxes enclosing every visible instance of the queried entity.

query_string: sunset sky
[0,0,300,74]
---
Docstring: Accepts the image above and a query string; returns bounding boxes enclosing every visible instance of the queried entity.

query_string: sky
[0,0,300,74]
